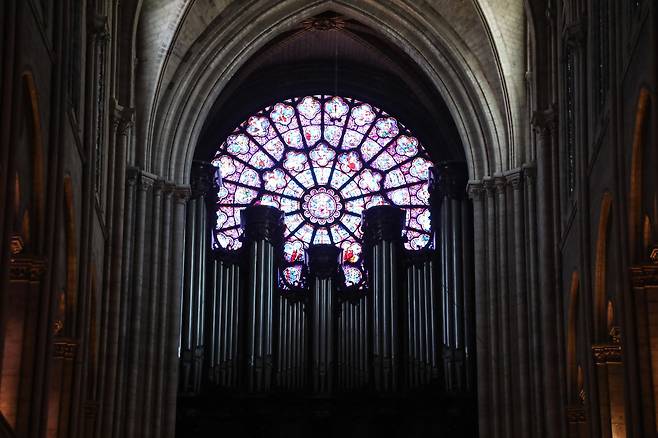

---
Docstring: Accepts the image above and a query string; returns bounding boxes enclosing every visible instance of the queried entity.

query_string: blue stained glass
[297,96,321,119]
[338,151,362,173]
[375,117,399,138]
[309,144,335,166]
[325,96,349,121]
[249,151,274,169]
[361,139,381,161]
[284,240,305,263]
[357,169,381,193]
[283,265,303,286]
[246,116,270,137]
[303,125,321,145]
[324,126,342,146]
[283,130,303,148]
[343,265,363,287]
[270,103,295,125]
[342,130,363,149]
[263,138,285,160]
[213,95,434,261]
[283,151,307,172]
[263,168,287,191]
[239,168,260,187]
[351,104,376,126]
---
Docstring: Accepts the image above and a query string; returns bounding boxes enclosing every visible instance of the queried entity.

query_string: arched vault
[135,0,527,184]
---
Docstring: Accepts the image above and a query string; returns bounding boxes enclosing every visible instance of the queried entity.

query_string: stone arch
[628,87,651,261]
[146,0,515,185]
[594,191,612,340]
[22,71,45,250]
[566,270,580,403]
[63,175,78,335]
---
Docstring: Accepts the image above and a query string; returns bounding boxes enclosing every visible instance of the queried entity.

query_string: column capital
[467,182,486,201]
[592,343,622,364]
[307,244,341,279]
[10,255,47,282]
[89,14,110,41]
[429,161,468,200]
[190,160,217,197]
[362,205,405,245]
[173,186,191,204]
[111,101,134,136]
[504,168,524,190]
[53,338,78,359]
[531,107,557,138]
[240,205,285,244]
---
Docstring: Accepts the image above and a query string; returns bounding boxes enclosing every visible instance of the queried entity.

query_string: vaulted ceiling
[133,0,527,182]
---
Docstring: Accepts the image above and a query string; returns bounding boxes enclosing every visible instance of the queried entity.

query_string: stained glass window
[212,95,434,285]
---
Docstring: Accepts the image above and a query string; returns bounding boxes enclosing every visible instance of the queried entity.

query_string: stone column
[363,205,405,392]
[241,205,284,392]
[307,244,340,393]
[533,109,562,438]
[592,337,627,438]
[468,183,490,434]
[1,255,46,433]
[99,105,133,438]
[429,162,470,392]
[630,263,658,435]
[164,187,189,438]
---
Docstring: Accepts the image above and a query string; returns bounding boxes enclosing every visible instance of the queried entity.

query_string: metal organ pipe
[241,205,284,392]
[430,162,471,393]
[363,205,405,392]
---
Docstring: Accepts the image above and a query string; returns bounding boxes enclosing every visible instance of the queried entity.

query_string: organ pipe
[307,245,341,393]
[363,205,405,392]
[430,161,472,393]
[240,205,284,392]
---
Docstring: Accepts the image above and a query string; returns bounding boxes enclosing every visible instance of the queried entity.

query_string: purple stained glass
[212,95,434,262]
[343,265,363,287]
[283,265,303,286]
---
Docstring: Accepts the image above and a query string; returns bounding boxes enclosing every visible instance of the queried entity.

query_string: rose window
[211,95,434,288]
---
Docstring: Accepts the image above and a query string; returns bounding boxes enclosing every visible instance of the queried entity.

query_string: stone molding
[53,338,78,359]
[10,255,47,282]
[630,265,658,287]
[592,343,622,364]
[531,108,557,137]
[565,406,587,423]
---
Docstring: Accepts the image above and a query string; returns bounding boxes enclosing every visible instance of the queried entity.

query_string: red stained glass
[212,95,434,262]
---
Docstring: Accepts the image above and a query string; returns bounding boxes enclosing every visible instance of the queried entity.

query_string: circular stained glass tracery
[212,95,434,285]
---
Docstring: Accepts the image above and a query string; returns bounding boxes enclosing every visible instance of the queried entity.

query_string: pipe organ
[180,161,474,397]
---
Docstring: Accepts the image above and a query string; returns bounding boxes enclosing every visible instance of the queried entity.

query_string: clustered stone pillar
[468,166,539,438]
[241,205,284,392]
[94,163,189,438]
[429,161,473,393]
[363,205,405,392]
[307,244,341,393]
[630,263,658,435]
[180,161,214,395]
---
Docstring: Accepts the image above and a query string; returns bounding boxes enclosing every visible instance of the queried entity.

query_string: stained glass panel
[212,95,434,271]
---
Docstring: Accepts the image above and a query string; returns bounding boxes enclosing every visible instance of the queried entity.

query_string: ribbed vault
[135,0,527,183]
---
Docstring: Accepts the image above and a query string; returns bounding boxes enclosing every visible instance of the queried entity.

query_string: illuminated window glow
[212,95,434,283]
